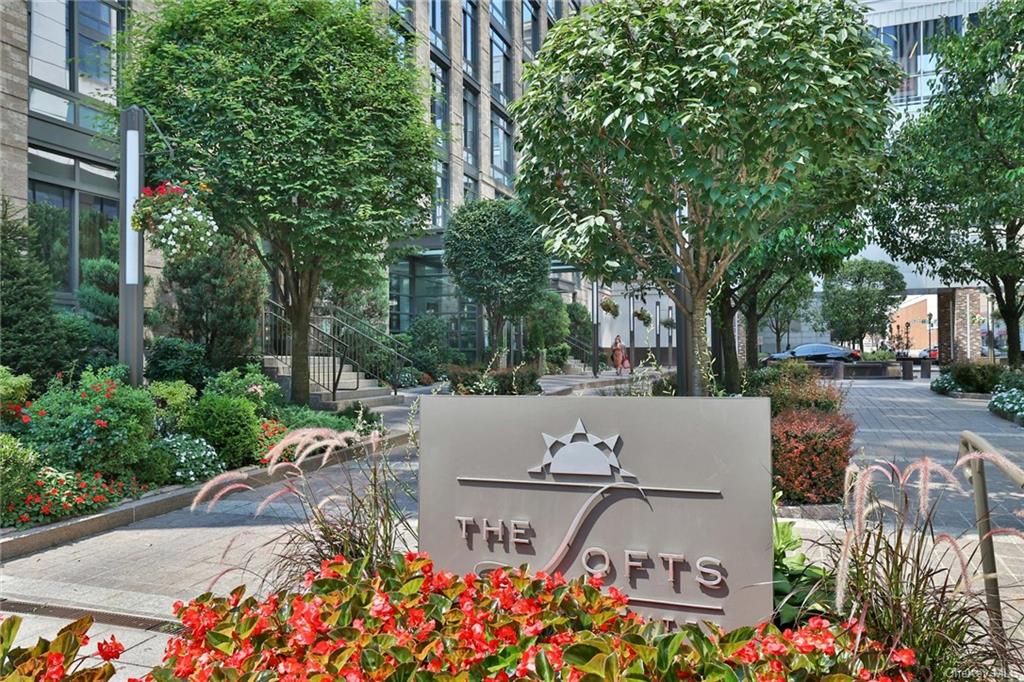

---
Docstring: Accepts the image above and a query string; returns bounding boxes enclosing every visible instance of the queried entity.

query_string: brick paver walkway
[843,378,1024,531]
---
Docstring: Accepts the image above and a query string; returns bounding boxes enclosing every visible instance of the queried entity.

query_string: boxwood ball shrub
[182,394,261,470]
[772,408,856,505]
[0,433,39,509]
[22,366,155,478]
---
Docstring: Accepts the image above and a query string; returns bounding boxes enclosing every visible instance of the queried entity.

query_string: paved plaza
[844,378,1024,531]
[2,374,1023,677]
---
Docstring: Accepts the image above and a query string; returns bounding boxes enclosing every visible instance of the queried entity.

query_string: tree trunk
[743,301,759,370]
[858,337,865,353]
[489,312,507,369]
[691,295,709,396]
[1000,301,1022,368]
[288,294,313,405]
[716,297,741,393]
[774,328,783,352]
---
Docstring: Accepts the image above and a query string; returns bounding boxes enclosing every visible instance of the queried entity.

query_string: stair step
[316,393,404,413]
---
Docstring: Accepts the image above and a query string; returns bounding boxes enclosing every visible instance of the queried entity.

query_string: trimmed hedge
[182,394,261,469]
[772,408,856,505]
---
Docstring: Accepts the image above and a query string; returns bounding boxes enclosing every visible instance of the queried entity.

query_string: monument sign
[419,396,772,630]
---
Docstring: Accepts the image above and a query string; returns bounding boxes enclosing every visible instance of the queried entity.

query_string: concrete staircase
[262,356,403,412]
[563,357,590,375]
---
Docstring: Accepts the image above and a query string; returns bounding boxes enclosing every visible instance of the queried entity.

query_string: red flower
[42,652,65,682]
[20,414,30,424]
[18,514,29,523]
[37,409,46,417]
[891,648,916,667]
[95,419,108,428]
[142,186,154,197]
[97,635,126,661]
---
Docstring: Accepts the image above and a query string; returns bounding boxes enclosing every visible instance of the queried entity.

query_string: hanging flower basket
[131,181,218,264]
[634,307,652,327]
[661,316,675,330]
[600,297,620,317]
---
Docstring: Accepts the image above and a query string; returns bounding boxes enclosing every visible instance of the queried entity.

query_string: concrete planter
[776,503,844,521]
[949,391,993,401]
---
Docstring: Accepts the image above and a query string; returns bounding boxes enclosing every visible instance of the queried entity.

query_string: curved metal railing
[955,430,1024,655]
[565,335,595,374]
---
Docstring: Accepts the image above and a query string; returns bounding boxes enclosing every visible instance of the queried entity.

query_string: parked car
[919,346,939,360]
[764,343,861,364]
[980,345,1008,358]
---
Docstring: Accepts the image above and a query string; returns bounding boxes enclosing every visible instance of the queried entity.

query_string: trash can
[920,358,932,379]
[902,359,914,380]
[832,360,844,381]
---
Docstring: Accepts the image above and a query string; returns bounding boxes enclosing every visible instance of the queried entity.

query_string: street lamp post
[591,281,599,378]
[655,300,661,362]
[119,105,145,387]
[628,295,635,369]
[927,312,933,350]
[667,308,674,349]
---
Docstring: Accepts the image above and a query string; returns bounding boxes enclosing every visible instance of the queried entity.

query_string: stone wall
[0,0,28,206]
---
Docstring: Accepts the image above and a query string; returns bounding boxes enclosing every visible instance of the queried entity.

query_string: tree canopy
[870,0,1024,366]
[443,200,550,355]
[119,0,434,402]
[820,259,906,350]
[514,0,900,393]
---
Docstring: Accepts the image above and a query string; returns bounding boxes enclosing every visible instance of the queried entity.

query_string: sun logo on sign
[529,419,636,479]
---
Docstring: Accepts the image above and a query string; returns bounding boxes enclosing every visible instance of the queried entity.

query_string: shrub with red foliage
[772,408,855,505]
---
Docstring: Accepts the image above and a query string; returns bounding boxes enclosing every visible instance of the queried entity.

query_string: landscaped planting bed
[0,362,379,530]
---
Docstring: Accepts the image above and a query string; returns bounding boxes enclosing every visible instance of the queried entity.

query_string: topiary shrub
[146,337,211,388]
[945,362,1005,394]
[772,408,856,505]
[22,366,156,478]
[133,445,177,486]
[203,363,282,418]
[0,434,39,510]
[147,380,197,432]
[182,394,261,469]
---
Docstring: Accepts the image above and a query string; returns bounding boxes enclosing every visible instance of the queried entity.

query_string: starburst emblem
[529,419,635,478]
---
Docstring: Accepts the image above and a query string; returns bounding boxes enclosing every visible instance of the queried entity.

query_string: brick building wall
[0,0,28,206]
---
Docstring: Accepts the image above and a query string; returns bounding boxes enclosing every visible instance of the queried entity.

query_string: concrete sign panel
[419,396,772,629]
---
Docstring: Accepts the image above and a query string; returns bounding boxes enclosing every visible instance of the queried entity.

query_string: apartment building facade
[0,0,584,361]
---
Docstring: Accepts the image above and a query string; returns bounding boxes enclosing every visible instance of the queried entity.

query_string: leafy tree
[526,290,570,350]
[0,200,67,391]
[443,200,550,359]
[513,0,899,393]
[870,2,1024,366]
[161,235,267,369]
[566,301,591,344]
[820,259,905,351]
[762,273,814,352]
[120,0,434,403]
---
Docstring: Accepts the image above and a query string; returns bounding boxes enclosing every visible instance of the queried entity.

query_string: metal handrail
[565,335,594,373]
[316,302,412,354]
[262,300,346,398]
[955,430,1024,655]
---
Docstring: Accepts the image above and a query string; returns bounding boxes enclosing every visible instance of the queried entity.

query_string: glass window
[491,0,510,30]
[433,159,450,229]
[78,192,118,267]
[389,0,414,23]
[463,0,478,78]
[547,0,558,19]
[28,181,73,292]
[429,0,448,52]
[430,59,449,151]
[29,146,75,180]
[463,87,479,167]
[463,174,478,202]
[523,1,540,58]
[490,30,511,106]
[28,0,70,89]
[29,87,73,124]
[923,16,961,55]
[882,22,920,102]
[491,113,514,186]
[75,1,116,101]
[568,0,579,14]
